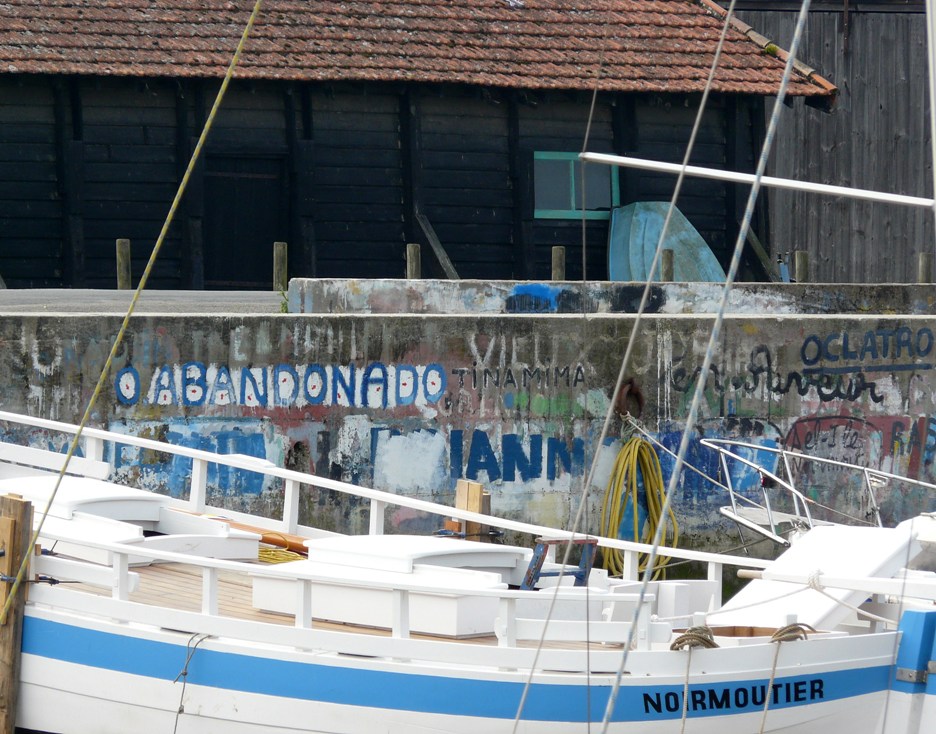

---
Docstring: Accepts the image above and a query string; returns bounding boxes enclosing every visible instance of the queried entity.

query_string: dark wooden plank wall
[736,7,932,283]
[80,79,181,288]
[0,77,62,287]
[0,77,754,287]
[199,84,289,289]
[311,90,404,279]
[420,92,513,280]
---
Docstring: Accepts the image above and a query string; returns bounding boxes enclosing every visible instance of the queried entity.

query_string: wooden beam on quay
[0,494,33,734]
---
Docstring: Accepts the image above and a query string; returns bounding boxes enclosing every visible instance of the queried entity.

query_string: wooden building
[0,0,834,289]
[736,0,932,283]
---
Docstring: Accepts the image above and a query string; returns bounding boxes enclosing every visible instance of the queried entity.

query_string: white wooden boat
[2,409,936,734]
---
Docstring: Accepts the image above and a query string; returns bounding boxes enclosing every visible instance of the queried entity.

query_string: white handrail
[0,410,768,570]
[580,152,936,209]
[701,437,932,537]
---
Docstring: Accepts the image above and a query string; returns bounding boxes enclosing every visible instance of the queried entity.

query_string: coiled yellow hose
[600,435,678,579]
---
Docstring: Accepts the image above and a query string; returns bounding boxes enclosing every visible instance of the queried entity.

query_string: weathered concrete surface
[0,289,282,314]
[290,279,936,316]
[2,281,935,553]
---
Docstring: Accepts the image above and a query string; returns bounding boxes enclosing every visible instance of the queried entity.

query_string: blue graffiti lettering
[115,366,140,405]
[466,430,501,483]
[801,327,936,372]
[209,365,234,406]
[273,364,299,406]
[241,367,268,408]
[182,361,207,406]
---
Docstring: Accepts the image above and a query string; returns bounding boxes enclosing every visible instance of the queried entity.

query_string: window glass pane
[574,162,612,210]
[534,158,572,210]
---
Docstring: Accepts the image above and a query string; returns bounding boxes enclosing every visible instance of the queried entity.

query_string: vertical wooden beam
[187,81,206,289]
[794,250,809,283]
[611,94,639,208]
[454,479,489,541]
[750,97,771,260]
[0,494,33,734]
[551,246,565,281]
[406,243,421,279]
[53,78,85,288]
[724,95,745,270]
[116,238,132,289]
[176,81,196,289]
[400,88,423,264]
[918,252,934,284]
[284,88,301,281]
[295,85,318,278]
[661,248,674,282]
[273,241,288,292]
[508,92,535,279]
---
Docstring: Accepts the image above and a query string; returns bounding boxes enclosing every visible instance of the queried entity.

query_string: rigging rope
[600,435,678,578]
[0,0,265,625]
[173,633,212,734]
[599,1,814,730]
[757,624,815,734]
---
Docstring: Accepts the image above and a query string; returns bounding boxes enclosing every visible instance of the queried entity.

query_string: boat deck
[65,560,595,648]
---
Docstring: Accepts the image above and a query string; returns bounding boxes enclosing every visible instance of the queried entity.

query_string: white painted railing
[3,409,775,656]
[0,410,766,579]
[700,437,932,538]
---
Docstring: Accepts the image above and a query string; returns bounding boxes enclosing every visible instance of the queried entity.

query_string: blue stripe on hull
[23,617,890,723]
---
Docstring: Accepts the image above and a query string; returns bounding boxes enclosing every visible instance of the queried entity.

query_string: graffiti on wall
[44,319,932,530]
[671,325,935,408]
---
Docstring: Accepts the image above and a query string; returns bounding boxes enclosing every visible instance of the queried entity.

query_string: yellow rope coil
[259,547,305,564]
[600,435,678,578]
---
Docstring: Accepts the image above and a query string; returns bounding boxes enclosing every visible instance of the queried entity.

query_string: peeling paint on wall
[3,306,936,549]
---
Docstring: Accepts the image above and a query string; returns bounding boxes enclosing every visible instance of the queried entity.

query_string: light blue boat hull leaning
[608,202,727,283]
[2,409,936,734]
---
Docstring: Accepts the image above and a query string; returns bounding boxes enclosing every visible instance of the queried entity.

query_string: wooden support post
[273,241,288,292]
[660,248,674,282]
[918,252,934,284]
[452,479,490,541]
[406,243,421,279]
[0,494,33,734]
[551,246,565,281]
[116,238,131,290]
[794,250,809,283]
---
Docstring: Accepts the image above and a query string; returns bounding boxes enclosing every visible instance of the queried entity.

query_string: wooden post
[273,241,288,292]
[116,238,131,290]
[406,243,421,279]
[445,479,490,541]
[918,252,934,284]
[551,246,565,281]
[0,494,33,734]
[661,248,674,282]
[794,250,809,283]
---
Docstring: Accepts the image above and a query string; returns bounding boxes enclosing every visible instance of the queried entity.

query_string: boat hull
[17,608,903,734]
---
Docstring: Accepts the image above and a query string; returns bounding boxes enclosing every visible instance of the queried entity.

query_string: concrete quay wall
[1,281,934,549]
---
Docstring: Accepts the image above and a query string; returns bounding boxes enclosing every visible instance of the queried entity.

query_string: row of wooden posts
[114,239,936,288]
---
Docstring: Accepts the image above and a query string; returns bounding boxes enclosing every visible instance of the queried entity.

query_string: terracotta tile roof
[0,0,835,98]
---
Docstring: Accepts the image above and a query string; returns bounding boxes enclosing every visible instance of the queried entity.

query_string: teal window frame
[533,151,620,220]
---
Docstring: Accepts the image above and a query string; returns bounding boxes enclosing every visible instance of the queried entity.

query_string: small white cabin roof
[0,473,169,522]
[303,534,532,574]
[710,519,923,630]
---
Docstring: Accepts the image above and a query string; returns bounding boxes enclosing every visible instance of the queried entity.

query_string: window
[533,151,619,219]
